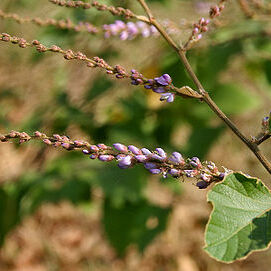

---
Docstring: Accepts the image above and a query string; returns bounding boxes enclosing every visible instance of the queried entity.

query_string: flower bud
[169,152,184,165]
[98,155,115,162]
[155,148,167,158]
[113,143,128,153]
[134,155,148,163]
[149,169,162,174]
[118,155,133,169]
[141,148,152,156]
[144,162,158,169]
[196,180,209,189]
[128,145,142,155]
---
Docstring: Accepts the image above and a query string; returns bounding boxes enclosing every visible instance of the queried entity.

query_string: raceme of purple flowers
[103,20,158,40]
[82,142,225,189]
[130,71,175,103]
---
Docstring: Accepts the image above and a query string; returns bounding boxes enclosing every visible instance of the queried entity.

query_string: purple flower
[82,149,90,155]
[156,148,167,158]
[89,153,98,159]
[113,143,128,153]
[144,162,158,169]
[152,87,166,93]
[98,155,115,162]
[118,155,133,169]
[155,74,172,86]
[141,148,152,156]
[90,145,99,152]
[168,169,181,177]
[97,144,107,150]
[134,155,148,162]
[190,157,202,168]
[151,154,166,161]
[128,145,142,155]
[160,93,175,103]
[127,22,138,35]
[116,154,126,160]
[169,152,184,164]
[115,20,126,29]
[141,28,151,38]
[120,31,129,40]
[149,169,162,174]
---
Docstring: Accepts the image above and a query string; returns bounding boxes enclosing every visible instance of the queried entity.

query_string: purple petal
[97,144,107,150]
[90,145,99,152]
[160,93,174,102]
[114,20,126,29]
[144,162,158,169]
[141,148,152,156]
[168,169,181,177]
[120,31,129,40]
[82,149,90,155]
[156,148,167,158]
[169,152,183,164]
[155,74,172,86]
[151,154,165,161]
[98,155,115,162]
[89,154,98,159]
[118,155,132,168]
[113,143,128,153]
[149,169,162,174]
[166,93,175,103]
[152,87,166,93]
[135,155,148,163]
[128,145,142,155]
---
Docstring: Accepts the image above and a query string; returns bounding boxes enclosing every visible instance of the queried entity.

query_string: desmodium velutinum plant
[0,0,271,264]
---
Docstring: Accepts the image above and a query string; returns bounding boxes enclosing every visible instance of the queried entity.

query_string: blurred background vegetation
[0,0,271,270]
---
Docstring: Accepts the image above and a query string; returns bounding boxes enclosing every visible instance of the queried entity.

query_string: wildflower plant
[0,0,271,266]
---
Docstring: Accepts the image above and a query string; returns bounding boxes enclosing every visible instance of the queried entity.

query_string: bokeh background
[0,0,271,270]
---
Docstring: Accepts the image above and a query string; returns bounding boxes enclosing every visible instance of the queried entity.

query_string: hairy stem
[137,0,271,174]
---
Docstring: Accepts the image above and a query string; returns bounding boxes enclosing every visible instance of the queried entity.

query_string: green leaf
[103,198,171,256]
[205,172,271,263]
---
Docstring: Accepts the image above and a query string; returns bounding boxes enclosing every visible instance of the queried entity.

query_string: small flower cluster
[0,131,226,189]
[209,3,225,19]
[82,142,226,189]
[189,17,210,43]
[130,71,175,103]
[185,0,228,50]
[103,20,158,40]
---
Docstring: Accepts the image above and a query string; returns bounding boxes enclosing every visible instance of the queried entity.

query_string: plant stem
[137,0,271,174]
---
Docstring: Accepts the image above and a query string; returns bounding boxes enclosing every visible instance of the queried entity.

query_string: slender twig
[49,0,150,23]
[137,0,271,174]
[0,9,99,34]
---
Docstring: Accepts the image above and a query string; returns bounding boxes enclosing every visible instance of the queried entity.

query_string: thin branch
[49,0,150,23]
[0,9,99,34]
[137,0,271,175]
